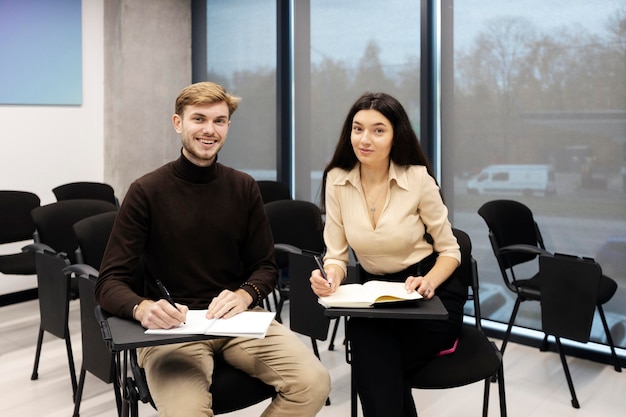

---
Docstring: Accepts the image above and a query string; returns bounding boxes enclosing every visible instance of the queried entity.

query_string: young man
[95,81,330,416]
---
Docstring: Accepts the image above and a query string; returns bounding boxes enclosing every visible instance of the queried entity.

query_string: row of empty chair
[0,182,119,294]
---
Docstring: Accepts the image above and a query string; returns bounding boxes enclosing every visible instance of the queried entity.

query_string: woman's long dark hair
[320,92,436,210]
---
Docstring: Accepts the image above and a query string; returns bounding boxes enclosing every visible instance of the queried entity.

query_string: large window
[294,0,422,202]
[193,0,626,354]
[444,1,626,349]
[199,0,277,179]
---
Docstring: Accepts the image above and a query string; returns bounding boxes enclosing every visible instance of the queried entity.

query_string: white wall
[0,0,104,295]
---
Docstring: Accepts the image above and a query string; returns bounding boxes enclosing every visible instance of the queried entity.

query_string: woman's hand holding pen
[134,299,188,329]
[310,265,342,297]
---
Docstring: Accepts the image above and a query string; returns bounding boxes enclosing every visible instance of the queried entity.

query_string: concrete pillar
[103,0,191,199]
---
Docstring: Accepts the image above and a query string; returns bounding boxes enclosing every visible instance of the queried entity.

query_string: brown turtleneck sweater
[95,154,278,319]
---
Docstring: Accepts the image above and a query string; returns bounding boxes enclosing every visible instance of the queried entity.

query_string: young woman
[310,92,466,417]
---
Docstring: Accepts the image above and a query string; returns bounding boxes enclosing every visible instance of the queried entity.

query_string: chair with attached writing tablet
[66,211,121,417]
[25,199,118,399]
[332,228,507,417]
[477,199,621,373]
[539,253,610,409]
[92,301,277,417]
[81,261,276,416]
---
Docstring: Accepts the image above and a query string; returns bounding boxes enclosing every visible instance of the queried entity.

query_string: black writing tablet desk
[100,315,218,417]
[323,295,448,320]
[323,296,448,417]
[102,316,214,351]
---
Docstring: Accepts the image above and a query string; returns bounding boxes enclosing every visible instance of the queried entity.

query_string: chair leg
[497,363,507,416]
[31,328,44,380]
[554,337,580,409]
[491,298,520,383]
[65,333,78,397]
[482,377,491,417]
[351,367,358,417]
[328,318,341,351]
[500,297,521,356]
[73,367,87,417]
[113,372,123,417]
[597,305,622,372]
[126,376,140,417]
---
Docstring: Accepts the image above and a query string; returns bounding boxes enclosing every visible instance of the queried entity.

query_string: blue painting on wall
[0,0,82,105]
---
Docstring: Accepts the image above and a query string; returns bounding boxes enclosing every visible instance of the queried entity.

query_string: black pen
[313,255,331,287]
[155,278,185,323]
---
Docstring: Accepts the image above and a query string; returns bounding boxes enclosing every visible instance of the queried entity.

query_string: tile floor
[1,298,624,417]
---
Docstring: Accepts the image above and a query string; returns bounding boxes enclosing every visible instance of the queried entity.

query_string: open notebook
[145,310,275,339]
[318,280,423,308]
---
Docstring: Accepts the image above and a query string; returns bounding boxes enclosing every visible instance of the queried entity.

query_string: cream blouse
[323,162,460,276]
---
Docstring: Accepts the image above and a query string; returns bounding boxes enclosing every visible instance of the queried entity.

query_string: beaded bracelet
[240,281,262,308]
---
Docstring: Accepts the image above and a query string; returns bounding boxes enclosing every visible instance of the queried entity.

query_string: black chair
[539,253,604,408]
[264,199,325,322]
[67,211,121,417]
[30,199,118,267]
[256,180,291,203]
[342,228,507,417]
[477,199,621,372]
[29,247,78,397]
[26,199,118,394]
[53,181,120,207]
[256,180,292,311]
[0,191,40,279]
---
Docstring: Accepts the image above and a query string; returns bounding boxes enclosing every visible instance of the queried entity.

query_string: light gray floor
[1,298,624,417]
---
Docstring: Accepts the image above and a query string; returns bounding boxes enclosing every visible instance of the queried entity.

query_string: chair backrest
[0,191,41,276]
[539,253,601,343]
[450,228,473,289]
[53,181,119,207]
[35,250,73,339]
[256,180,291,203]
[73,211,117,269]
[477,199,542,268]
[451,228,483,325]
[264,200,324,268]
[0,190,40,244]
[31,199,118,264]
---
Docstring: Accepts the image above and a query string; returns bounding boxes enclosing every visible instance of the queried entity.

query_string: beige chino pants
[138,314,330,417]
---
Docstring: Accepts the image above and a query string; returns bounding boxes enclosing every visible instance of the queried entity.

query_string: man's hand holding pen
[134,299,188,330]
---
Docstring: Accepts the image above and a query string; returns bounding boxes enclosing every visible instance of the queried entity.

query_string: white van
[467,164,556,196]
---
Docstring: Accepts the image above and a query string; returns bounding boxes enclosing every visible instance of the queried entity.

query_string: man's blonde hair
[175,82,241,117]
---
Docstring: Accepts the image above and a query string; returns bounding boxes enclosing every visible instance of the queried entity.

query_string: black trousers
[349,255,466,417]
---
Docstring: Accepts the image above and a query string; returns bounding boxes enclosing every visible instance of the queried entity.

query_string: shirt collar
[333,161,408,191]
